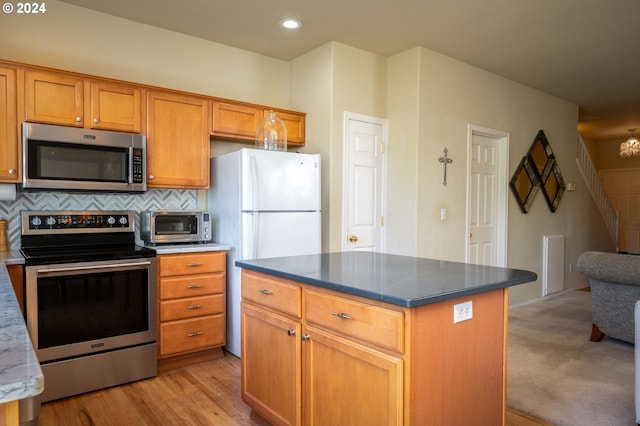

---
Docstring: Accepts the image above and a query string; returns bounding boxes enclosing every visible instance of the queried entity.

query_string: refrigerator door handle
[251,212,259,259]
[249,155,259,211]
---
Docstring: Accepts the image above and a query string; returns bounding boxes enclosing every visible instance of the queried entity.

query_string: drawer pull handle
[287,329,296,336]
[301,334,311,341]
[258,289,272,295]
[187,262,203,267]
[186,284,203,289]
[187,331,204,337]
[331,312,352,320]
[187,304,202,310]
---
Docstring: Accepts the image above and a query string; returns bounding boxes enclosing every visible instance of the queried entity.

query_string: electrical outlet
[453,301,473,323]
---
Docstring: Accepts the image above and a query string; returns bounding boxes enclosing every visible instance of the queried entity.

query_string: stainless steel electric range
[20,210,158,403]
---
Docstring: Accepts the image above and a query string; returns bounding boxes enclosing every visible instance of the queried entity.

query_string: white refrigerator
[208,148,321,356]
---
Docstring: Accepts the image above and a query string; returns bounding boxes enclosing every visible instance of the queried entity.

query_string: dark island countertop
[236,251,537,308]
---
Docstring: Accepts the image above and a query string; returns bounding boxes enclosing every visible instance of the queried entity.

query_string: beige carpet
[507,289,635,426]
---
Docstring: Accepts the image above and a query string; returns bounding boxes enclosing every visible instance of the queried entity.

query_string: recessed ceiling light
[280,18,302,30]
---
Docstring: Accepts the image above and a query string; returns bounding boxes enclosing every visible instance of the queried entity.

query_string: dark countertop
[236,252,537,308]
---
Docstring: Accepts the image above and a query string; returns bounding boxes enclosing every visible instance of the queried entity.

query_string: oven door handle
[36,260,152,275]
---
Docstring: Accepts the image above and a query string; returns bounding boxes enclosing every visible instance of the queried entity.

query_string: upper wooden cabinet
[211,101,261,141]
[88,81,143,133]
[212,101,306,147]
[0,66,19,182]
[270,108,306,146]
[24,70,143,133]
[147,91,210,189]
[24,70,84,127]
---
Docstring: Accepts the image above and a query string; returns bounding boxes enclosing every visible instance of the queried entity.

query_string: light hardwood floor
[40,352,551,425]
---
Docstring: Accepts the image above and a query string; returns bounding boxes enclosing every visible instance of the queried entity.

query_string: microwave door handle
[128,147,133,184]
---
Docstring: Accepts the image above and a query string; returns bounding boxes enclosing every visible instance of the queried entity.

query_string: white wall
[408,48,614,304]
[386,48,421,256]
[289,43,387,252]
[289,44,334,251]
[0,0,290,106]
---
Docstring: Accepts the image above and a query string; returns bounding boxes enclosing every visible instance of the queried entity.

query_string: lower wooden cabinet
[240,269,508,426]
[157,251,226,360]
[241,270,403,426]
[303,325,403,426]
[242,302,301,426]
[7,264,23,313]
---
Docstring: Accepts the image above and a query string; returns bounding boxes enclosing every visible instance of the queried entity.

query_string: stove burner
[20,210,156,265]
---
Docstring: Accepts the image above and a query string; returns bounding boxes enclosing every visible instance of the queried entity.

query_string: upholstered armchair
[577,251,640,344]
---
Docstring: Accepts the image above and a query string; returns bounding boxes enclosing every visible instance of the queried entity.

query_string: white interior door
[467,125,509,266]
[343,112,387,252]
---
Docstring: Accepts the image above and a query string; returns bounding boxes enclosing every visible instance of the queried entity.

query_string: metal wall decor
[510,130,566,213]
[509,156,540,213]
[438,147,453,186]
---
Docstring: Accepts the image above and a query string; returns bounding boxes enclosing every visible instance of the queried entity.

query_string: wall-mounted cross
[438,147,453,186]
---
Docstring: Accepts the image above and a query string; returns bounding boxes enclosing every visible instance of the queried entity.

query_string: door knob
[348,234,358,243]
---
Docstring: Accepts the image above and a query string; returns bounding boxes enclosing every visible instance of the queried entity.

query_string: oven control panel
[21,210,135,234]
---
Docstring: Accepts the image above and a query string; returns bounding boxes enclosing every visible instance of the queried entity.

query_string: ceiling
[60,0,640,143]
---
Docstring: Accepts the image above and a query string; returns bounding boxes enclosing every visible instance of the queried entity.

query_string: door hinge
[380,143,385,153]
[380,216,385,226]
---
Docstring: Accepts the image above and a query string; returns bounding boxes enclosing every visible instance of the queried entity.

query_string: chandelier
[619,128,640,157]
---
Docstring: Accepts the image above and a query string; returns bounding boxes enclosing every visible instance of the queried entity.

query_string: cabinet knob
[301,334,311,341]
[93,118,99,124]
[148,175,155,180]
[187,331,204,337]
[76,116,82,122]
[187,304,202,310]
[287,329,296,336]
[186,284,203,289]
[258,289,272,295]
[8,169,15,175]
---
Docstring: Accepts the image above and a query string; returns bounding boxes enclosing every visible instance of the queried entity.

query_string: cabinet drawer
[159,252,225,276]
[160,272,225,299]
[305,290,404,353]
[160,294,225,321]
[159,315,225,357]
[241,271,301,318]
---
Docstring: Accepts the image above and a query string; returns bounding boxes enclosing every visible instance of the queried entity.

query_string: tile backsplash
[0,189,199,249]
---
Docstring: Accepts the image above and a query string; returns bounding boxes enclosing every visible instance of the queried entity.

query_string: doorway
[342,112,388,252]
[466,125,509,266]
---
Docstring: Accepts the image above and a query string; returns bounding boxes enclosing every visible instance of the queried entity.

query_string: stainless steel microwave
[22,122,146,192]
[140,210,212,244]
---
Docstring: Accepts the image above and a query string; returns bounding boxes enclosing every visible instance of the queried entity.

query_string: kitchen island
[236,251,537,426]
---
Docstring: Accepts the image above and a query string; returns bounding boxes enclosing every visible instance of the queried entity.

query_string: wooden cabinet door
[24,70,84,126]
[269,109,306,146]
[241,302,301,426]
[303,325,403,426]
[0,66,19,182]
[147,91,209,188]
[211,101,262,141]
[89,81,143,133]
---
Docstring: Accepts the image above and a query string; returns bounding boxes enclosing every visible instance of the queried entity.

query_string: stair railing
[575,134,619,247]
